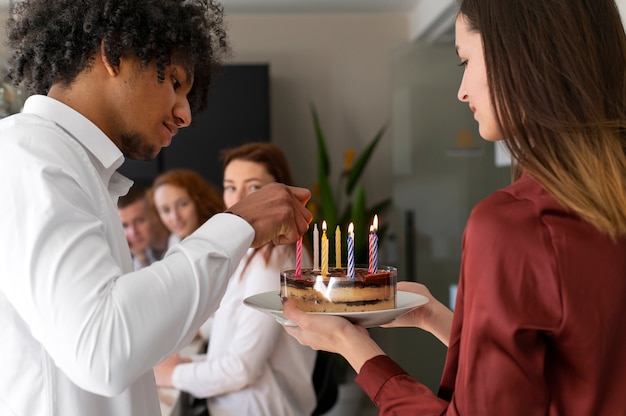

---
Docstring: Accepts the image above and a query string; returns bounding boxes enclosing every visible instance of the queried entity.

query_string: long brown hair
[221,142,297,274]
[150,169,224,225]
[458,0,626,239]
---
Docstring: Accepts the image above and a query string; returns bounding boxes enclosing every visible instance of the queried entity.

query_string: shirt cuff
[355,355,407,399]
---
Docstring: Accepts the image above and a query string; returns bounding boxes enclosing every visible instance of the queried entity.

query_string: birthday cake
[280,266,397,313]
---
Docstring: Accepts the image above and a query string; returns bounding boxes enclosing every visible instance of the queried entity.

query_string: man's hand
[227,183,312,248]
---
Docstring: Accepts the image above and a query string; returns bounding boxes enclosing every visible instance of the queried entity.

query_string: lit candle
[313,223,319,272]
[321,221,328,278]
[335,225,341,269]
[347,222,355,279]
[369,215,379,274]
[295,236,302,277]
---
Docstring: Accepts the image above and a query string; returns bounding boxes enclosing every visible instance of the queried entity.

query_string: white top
[0,95,253,416]
[132,246,164,271]
[172,246,317,416]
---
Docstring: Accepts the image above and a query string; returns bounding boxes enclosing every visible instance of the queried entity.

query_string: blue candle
[347,223,355,279]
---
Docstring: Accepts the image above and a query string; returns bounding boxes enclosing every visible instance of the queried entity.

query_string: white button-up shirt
[0,95,253,415]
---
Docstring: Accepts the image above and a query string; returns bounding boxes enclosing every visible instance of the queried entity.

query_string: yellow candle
[335,225,341,269]
[321,221,328,278]
[313,223,319,271]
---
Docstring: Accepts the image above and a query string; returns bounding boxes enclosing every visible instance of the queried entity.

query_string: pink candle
[369,215,379,274]
[321,221,328,278]
[295,236,302,277]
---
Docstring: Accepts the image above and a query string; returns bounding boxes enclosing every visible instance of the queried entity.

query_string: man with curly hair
[0,0,312,415]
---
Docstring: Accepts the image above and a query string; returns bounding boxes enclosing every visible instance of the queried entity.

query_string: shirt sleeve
[0,129,254,397]
[171,247,290,398]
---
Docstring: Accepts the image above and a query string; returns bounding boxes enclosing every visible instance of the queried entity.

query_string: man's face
[118,199,154,254]
[105,56,194,161]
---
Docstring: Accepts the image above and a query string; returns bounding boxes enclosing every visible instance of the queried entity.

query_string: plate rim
[243,290,429,327]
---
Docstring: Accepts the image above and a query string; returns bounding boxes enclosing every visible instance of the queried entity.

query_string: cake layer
[282,284,393,303]
[281,266,397,313]
[287,296,396,313]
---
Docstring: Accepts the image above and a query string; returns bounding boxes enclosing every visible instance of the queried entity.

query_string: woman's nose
[457,76,469,102]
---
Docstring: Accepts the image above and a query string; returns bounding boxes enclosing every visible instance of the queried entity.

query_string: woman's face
[153,184,200,239]
[223,160,276,209]
[455,15,501,141]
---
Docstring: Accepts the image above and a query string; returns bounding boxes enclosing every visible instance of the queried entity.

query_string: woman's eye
[172,76,181,90]
[250,185,261,191]
[458,60,468,68]
[224,185,236,192]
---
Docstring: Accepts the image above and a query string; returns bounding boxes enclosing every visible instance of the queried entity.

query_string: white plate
[243,290,429,328]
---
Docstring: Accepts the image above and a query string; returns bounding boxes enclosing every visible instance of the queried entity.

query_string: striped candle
[295,236,302,276]
[347,222,355,279]
[369,215,379,274]
[321,221,328,278]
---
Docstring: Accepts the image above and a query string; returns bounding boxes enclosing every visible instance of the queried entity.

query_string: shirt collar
[22,95,125,173]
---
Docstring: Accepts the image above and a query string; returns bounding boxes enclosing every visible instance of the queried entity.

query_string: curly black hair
[6,0,230,114]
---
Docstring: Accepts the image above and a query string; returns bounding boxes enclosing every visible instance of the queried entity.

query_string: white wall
[226,13,409,204]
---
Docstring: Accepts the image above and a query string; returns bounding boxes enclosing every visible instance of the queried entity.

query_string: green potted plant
[308,104,391,265]
[307,104,392,415]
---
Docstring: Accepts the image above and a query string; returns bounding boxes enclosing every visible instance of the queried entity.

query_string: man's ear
[100,40,119,76]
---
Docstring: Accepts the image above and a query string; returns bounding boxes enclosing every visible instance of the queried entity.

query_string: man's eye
[172,76,181,89]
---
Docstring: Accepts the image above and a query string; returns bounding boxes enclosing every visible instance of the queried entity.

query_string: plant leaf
[311,104,330,177]
[345,124,387,196]
[319,172,337,230]
[350,186,368,264]
[366,197,392,219]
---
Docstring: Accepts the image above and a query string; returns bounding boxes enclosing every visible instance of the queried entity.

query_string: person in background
[283,0,626,415]
[155,142,316,416]
[151,169,225,246]
[118,185,171,270]
[0,1,312,415]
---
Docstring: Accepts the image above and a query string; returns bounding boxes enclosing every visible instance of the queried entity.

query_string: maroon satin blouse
[356,174,626,415]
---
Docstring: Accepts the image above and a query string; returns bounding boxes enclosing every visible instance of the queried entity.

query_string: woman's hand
[282,299,385,373]
[153,353,190,388]
[383,281,453,347]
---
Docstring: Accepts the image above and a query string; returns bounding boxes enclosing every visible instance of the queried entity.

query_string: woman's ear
[100,40,119,76]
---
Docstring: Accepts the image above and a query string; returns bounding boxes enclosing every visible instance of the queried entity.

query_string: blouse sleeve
[357,189,562,415]
[356,355,449,415]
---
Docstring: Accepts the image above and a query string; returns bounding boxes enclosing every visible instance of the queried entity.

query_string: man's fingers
[288,186,312,205]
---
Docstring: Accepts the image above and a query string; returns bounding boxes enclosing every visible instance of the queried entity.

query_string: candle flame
[348,222,354,234]
[373,215,378,232]
[322,220,327,232]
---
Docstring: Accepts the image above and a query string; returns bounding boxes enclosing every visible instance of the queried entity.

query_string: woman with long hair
[151,169,224,244]
[282,0,626,414]
[154,143,316,416]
